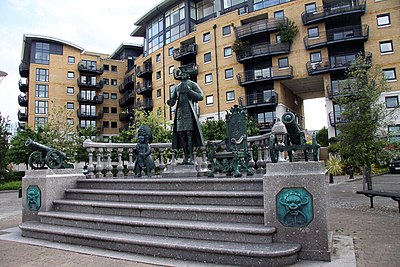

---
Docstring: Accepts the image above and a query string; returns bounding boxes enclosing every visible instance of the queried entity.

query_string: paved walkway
[0,174,399,266]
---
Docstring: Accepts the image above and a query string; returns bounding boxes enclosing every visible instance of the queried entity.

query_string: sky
[0,0,328,131]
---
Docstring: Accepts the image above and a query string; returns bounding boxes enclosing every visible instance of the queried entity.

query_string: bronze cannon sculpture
[25,139,74,169]
[269,112,320,163]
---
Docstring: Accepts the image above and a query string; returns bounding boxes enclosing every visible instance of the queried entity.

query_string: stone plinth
[162,164,199,178]
[263,161,330,261]
[22,169,85,222]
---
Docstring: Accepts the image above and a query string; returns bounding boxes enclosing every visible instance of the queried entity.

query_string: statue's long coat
[170,79,205,149]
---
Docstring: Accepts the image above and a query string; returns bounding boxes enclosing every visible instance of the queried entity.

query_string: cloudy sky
[0,0,327,130]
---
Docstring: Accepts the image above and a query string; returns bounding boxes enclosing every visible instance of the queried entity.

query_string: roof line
[23,34,85,52]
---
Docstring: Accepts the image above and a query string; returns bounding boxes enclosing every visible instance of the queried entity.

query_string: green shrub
[0,181,21,191]
[326,155,344,176]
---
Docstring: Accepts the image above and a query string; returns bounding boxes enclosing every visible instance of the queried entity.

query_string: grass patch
[0,181,22,191]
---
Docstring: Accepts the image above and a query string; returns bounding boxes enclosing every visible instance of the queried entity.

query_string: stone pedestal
[22,169,85,222]
[162,164,199,178]
[263,161,330,261]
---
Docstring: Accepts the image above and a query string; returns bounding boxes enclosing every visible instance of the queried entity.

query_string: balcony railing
[174,63,198,80]
[136,63,152,78]
[78,62,104,75]
[326,79,357,99]
[135,98,153,110]
[77,78,104,89]
[77,94,104,104]
[237,66,293,86]
[245,91,278,108]
[119,91,135,107]
[173,43,198,61]
[306,52,371,75]
[19,78,28,93]
[302,0,366,25]
[329,111,347,127]
[236,43,290,63]
[136,81,152,94]
[19,61,29,77]
[77,110,104,119]
[18,110,28,122]
[18,94,28,106]
[304,24,369,49]
[119,111,134,122]
[235,17,287,39]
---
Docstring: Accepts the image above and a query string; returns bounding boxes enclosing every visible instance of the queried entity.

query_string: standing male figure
[167,69,205,165]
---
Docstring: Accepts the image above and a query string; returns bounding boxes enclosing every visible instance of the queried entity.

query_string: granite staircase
[20,177,301,266]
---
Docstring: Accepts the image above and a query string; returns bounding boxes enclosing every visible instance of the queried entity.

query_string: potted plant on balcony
[278,19,298,44]
[232,40,250,55]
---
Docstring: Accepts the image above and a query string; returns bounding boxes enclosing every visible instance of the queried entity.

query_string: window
[67,71,74,79]
[68,56,75,64]
[377,14,390,27]
[156,71,161,80]
[276,35,281,44]
[169,66,174,75]
[80,60,97,70]
[35,84,48,98]
[305,3,316,13]
[156,54,161,62]
[111,122,118,128]
[103,107,109,113]
[205,73,212,84]
[34,42,50,65]
[388,125,400,143]
[308,27,319,38]
[80,105,96,116]
[67,87,74,95]
[385,96,398,108]
[103,78,109,85]
[111,65,117,72]
[67,102,74,110]
[103,121,110,128]
[222,25,231,36]
[274,10,284,19]
[36,68,49,82]
[203,32,211,42]
[310,52,322,63]
[111,93,117,100]
[111,79,117,86]
[204,52,211,63]
[226,90,235,101]
[193,0,215,19]
[34,117,48,130]
[35,100,48,114]
[111,107,117,113]
[103,93,109,99]
[157,89,161,98]
[206,95,214,105]
[225,68,234,79]
[257,111,276,126]
[80,120,96,128]
[169,47,174,56]
[223,0,246,9]
[224,46,232,57]
[383,68,397,81]
[278,57,289,68]
[103,64,109,71]
[67,118,74,125]
[380,41,393,53]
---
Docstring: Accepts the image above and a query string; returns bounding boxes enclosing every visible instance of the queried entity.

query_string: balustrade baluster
[171,150,176,167]
[87,147,95,178]
[201,149,208,175]
[105,147,113,177]
[95,148,104,178]
[127,148,134,176]
[248,143,255,171]
[257,144,264,174]
[159,148,165,175]
[116,148,124,177]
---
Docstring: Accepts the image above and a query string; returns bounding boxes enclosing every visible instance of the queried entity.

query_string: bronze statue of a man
[167,69,205,165]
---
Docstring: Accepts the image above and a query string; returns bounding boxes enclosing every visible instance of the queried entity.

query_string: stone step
[53,199,265,224]
[77,177,263,191]
[39,211,275,243]
[65,189,263,206]
[20,222,301,267]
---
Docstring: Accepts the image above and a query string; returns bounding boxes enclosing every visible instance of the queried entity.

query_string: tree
[202,120,226,141]
[334,55,394,190]
[0,113,10,177]
[278,19,298,44]
[317,127,329,147]
[6,127,40,167]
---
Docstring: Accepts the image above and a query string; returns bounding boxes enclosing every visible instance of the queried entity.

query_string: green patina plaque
[276,187,313,227]
[26,185,41,211]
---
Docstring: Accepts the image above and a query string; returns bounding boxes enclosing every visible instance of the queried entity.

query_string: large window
[191,0,215,20]
[34,42,50,64]
[147,16,164,55]
[34,117,48,131]
[36,68,49,82]
[254,0,290,11]
[80,120,96,128]
[165,3,186,44]
[81,60,97,70]
[80,90,96,100]
[257,111,276,127]
[223,0,246,9]
[35,100,48,114]
[80,105,96,116]
[35,84,48,98]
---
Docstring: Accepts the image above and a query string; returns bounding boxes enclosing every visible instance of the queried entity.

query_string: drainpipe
[213,24,221,120]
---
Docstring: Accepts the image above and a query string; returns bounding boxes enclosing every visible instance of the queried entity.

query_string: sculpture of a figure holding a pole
[167,67,205,165]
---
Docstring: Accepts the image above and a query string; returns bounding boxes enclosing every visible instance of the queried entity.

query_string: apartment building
[18,34,142,140]
[129,0,399,137]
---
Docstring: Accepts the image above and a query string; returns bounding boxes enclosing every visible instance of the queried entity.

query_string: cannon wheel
[29,151,45,169]
[45,151,63,169]
[269,135,279,163]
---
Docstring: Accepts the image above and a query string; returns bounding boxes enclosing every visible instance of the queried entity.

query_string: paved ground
[0,174,399,266]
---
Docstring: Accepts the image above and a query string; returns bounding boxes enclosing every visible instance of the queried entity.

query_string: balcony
[77,62,104,75]
[19,61,29,77]
[135,98,153,110]
[302,0,366,25]
[119,111,134,122]
[236,43,290,63]
[258,121,275,133]
[119,91,135,107]
[19,78,28,93]
[304,25,369,49]
[245,91,278,109]
[77,94,104,104]
[119,74,136,93]
[136,81,152,95]
[235,17,288,39]
[326,79,357,99]
[306,52,371,75]
[18,94,28,107]
[77,110,104,119]
[329,111,346,127]
[136,62,152,78]
[237,66,293,86]
[18,110,28,122]
[173,43,198,61]
[77,78,104,89]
